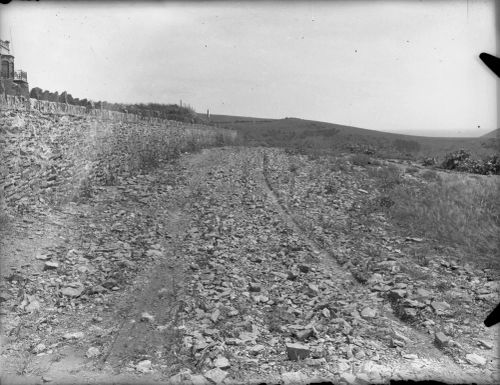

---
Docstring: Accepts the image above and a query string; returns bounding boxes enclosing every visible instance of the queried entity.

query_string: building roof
[0,40,11,55]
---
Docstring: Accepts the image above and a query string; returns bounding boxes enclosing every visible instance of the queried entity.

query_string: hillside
[208,115,498,159]
[481,128,500,139]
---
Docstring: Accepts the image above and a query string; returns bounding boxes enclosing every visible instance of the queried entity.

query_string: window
[1,60,9,78]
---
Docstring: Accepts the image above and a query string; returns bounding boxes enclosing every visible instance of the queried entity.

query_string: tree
[50,91,59,103]
[29,87,43,99]
[41,90,51,101]
[59,91,69,104]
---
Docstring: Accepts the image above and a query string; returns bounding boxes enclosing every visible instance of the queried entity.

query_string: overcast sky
[0,1,497,137]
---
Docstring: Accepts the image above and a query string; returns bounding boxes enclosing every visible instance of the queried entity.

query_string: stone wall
[0,107,237,215]
[0,94,167,124]
[0,80,29,99]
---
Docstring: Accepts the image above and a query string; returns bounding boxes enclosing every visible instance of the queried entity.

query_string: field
[202,114,499,160]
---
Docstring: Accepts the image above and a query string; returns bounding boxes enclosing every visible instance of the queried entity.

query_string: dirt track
[1,147,497,384]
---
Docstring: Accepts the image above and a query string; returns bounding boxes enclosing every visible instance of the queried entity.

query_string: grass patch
[381,173,499,269]
[421,169,440,182]
[367,164,403,190]
[405,166,420,174]
[350,153,372,166]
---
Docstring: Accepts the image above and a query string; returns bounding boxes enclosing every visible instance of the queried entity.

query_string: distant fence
[0,94,166,124]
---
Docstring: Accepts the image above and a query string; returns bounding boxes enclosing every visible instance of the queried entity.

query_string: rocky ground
[0,147,498,385]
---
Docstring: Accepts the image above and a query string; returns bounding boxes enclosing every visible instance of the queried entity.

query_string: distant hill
[202,114,276,124]
[481,128,500,139]
[203,114,499,159]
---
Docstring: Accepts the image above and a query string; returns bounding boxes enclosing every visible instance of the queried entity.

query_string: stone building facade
[0,39,29,98]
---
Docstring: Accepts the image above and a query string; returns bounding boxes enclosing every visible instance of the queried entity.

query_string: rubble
[0,141,496,384]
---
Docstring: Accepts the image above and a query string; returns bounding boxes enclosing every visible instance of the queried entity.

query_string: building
[0,39,29,97]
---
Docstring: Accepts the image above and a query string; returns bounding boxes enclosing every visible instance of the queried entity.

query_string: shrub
[350,153,371,166]
[346,144,376,155]
[442,150,500,175]
[441,149,471,170]
[368,165,403,189]
[422,157,436,167]
[329,159,350,172]
[479,155,500,175]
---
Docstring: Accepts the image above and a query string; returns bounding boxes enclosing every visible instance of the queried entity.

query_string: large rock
[140,312,155,322]
[60,285,84,297]
[286,343,310,361]
[249,344,265,355]
[434,332,450,347]
[63,331,84,340]
[248,282,261,292]
[465,353,487,366]
[213,356,230,370]
[293,328,313,341]
[477,339,493,350]
[360,307,377,318]
[86,347,100,358]
[136,360,152,373]
[431,301,451,315]
[415,288,432,299]
[282,371,309,385]
[388,289,406,300]
[170,371,210,385]
[204,368,228,384]
[43,261,59,270]
[339,372,358,385]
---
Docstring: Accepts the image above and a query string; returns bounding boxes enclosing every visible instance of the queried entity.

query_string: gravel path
[1,147,497,384]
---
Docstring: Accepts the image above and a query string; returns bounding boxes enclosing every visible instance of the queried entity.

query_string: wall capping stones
[0,94,168,124]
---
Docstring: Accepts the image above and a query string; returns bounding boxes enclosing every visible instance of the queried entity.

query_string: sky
[0,1,497,137]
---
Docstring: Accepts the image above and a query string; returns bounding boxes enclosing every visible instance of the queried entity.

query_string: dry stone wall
[0,106,237,215]
[0,95,169,124]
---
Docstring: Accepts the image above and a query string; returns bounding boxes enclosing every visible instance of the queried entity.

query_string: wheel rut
[259,150,483,383]
[101,246,184,373]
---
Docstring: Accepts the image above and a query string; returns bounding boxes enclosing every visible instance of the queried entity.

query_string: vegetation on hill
[364,164,500,267]
[481,128,500,139]
[209,115,499,173]
[440,149,500,175]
